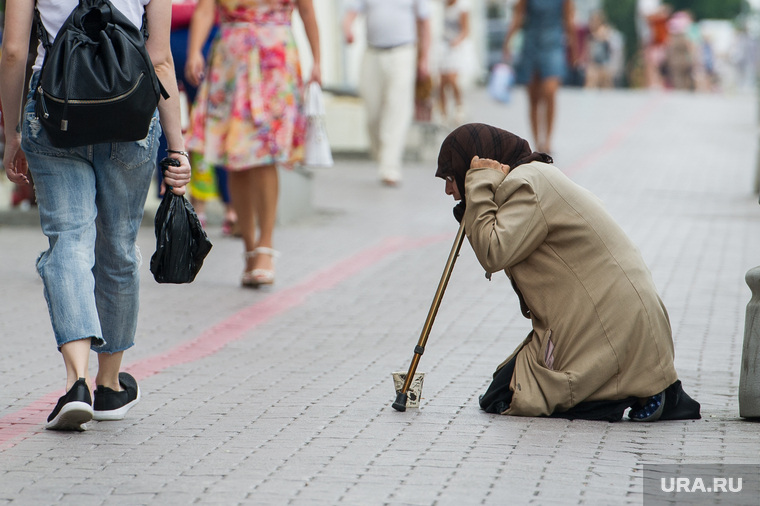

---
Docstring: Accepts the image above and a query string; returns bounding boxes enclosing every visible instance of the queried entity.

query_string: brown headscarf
[436,123,552,221]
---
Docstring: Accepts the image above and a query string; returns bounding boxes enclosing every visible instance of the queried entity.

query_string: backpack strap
[158,79,170,100]
[141,11,149,40]
[138,7,170,100]
[34,6,52,52]
[37,2,148,47]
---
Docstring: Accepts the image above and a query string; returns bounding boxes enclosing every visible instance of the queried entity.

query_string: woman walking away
[1,0,191,430]
[185,0,321,288]
[502,0,577,155]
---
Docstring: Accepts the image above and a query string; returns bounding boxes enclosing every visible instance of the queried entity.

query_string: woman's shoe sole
[629,391,666,422]
[45,402,94,431]
[241,270,274,288]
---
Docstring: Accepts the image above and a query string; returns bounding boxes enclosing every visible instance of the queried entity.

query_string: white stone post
[740,266,760,418]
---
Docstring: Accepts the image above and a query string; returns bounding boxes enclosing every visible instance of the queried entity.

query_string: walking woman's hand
[3,133,30,185]
[161,154,192,196]
[185,51,206,88]
[310,65,322,86]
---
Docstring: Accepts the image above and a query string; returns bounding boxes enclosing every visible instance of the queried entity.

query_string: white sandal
[241,247,280,287]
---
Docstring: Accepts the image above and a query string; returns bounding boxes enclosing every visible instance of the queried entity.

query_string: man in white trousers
[342,0,431,186]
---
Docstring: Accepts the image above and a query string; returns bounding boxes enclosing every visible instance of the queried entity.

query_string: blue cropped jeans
[21,72,161,353]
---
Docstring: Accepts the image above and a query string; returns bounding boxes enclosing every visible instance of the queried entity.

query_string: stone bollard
[739,266,760,418]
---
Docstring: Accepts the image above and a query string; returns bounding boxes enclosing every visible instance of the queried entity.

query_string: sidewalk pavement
[1,85,759,505]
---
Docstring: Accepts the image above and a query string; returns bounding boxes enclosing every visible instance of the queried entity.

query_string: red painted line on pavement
[563,93,667,177]
[0,233,451,450]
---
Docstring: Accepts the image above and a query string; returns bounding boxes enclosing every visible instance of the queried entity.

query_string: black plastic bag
[150,158,212,283]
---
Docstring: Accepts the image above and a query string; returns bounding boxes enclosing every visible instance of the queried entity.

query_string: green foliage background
[661,0,745,20]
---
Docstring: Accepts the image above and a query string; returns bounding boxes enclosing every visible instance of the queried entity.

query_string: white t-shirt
[443,0,469,44]
[438,0,471,73]
[345,0,431,49]
[33,0,151,71]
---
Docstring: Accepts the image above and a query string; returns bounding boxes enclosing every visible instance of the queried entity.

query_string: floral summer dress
[186,0,306,170]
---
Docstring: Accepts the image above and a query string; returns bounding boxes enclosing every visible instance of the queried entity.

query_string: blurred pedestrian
[437,0,470,127]
[342,0,431,186]
[584,10,613,89]
[185,0,321,287]
[637,0,671,89]
[166,0,237,235]
[697,34,718,92]
[435,123,702,422]
[733,24,757,92]
[0,0,190,430]
[188,154,238,235]
[502,0,578,156]
[664,10,696,91]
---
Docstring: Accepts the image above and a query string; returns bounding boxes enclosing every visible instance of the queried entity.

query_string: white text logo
[660,477,743,493]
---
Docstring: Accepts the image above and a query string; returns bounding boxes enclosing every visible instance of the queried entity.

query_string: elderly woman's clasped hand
[471,155,510,175]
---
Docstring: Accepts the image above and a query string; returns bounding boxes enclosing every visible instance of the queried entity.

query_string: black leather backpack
[34,0,168,148]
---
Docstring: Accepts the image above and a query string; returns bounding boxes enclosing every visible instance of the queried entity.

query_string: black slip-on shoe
[93,372,140,421]
[659,380,701,420]
[45,378,93,431]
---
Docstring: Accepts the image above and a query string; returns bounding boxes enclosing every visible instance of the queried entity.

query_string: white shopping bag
[179,88,189,132]
[487,63,514,104]
[303,82,334,167]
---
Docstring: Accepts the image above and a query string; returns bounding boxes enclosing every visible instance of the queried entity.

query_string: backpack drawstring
[59,38,86,131]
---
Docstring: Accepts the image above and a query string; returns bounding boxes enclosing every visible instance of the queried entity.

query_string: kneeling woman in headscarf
[437,123,700,422]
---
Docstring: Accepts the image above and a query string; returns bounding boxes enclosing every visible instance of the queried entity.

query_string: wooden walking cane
[392,220,467,411]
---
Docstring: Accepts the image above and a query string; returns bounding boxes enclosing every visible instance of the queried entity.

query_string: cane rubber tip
[392,392,408,412]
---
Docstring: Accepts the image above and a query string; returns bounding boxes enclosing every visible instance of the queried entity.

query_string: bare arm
[144,0,191,194]
[185,0,216,87]
[0,0,34,185]
[451,10,469,47]
[296,0,321,85]
[416,17,430,78]
[502,0,525,62]
[342,10,358,44]
[564,0,578,65]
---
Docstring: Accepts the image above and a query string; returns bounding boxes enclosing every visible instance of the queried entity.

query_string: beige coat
[464,162,678,416]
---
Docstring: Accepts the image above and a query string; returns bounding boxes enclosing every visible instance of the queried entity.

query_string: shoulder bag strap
[34,5,52,51]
